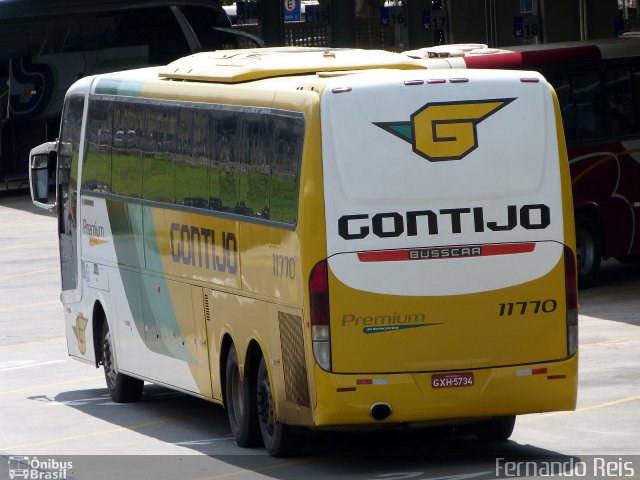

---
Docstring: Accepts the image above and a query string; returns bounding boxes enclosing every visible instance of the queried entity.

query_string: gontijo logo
[374,98,516,161]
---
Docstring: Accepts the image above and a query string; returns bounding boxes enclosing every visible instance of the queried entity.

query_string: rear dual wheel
[224,345,261,447]
[256,357,304,456]
[225,347,303,456]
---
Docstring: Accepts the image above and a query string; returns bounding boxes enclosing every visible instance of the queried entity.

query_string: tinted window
[112,100,143,198]
[271,114,304,223]
[238,113,272,219]
[84,98,113,192]
[546,69,605,143]
[179,6,238,50]
[143,103,175,202]
[573,70,605,141]
[607,66,640,137]
[210,109,241,212]
[176,108,208,208]
[85,97,304,226]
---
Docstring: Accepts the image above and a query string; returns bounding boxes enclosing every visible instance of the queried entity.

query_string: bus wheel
[225,345,261,447]
[256,357,304,456]
[473,415,516,442]
[575,214,601,288]
[101,322,143,403]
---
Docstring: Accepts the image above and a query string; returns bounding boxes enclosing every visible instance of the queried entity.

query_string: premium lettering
[342,312,426,327]
[82,219,105,238]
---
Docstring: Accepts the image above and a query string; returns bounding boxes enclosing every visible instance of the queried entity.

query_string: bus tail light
[564,246,578,357]
[310,260,331,371]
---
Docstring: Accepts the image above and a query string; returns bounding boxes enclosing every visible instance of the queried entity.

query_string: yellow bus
[29,47,578,456]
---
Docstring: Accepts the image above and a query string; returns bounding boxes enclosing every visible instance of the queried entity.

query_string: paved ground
[1,192,639,479]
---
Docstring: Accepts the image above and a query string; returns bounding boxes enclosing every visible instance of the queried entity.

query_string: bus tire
[256,356,304,456]
[575,214,601,288]
[473,415,516,442]
[101,321,143,403]
[225,345,261,447]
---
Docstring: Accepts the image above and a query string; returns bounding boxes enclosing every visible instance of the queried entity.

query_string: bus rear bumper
[311,355,578,426]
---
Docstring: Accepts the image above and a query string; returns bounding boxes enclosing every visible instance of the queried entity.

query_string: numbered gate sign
[513,16,523,38]
[422,9,431,30]
[283,0,301,22]
[380,6,405,26]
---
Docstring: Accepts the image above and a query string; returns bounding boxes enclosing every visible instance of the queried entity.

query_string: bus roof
[158,47,426,83]
[0,0,224,20]
[405,36,640,69]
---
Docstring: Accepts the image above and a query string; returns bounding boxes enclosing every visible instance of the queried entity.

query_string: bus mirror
[29,141,58,211]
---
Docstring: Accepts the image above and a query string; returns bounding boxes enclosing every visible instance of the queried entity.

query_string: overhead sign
[283,0,301,22]
[381,6,406,26]
[513,14,540,40]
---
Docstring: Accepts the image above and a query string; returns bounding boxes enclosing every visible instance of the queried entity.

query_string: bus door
[58,93,85,297]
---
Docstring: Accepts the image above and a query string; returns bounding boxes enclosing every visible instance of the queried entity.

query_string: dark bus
[0,0,245,186]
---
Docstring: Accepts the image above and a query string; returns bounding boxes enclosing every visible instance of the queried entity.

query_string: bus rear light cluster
[564,246,578,357]
[309,260,331,371]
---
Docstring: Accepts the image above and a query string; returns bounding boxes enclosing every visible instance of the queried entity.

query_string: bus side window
[143,103,176,203]
[112,101,143,198]
[270,114,304,224]
[631,67,640,136]
[84,99,113,193]
[176,107,209,209]
[210,110,240,213]
[606,66,639,137]
[547,73,575,143]
[238,113,271,219]
[572,70,606,142]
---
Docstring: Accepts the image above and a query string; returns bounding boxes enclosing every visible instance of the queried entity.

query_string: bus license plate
[431,372,474,389]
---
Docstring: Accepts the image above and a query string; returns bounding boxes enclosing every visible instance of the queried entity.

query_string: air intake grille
[204,293,212,323]
[278,311,310,408]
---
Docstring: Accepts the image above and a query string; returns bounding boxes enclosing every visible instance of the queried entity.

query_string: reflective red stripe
[357,242,535,262]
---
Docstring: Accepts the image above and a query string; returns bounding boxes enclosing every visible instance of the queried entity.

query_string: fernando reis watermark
[496,457,635,477]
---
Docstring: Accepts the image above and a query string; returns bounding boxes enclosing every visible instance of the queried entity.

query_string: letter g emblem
[375,98,515,162]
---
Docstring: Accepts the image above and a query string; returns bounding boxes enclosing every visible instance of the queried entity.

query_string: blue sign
[380,6,405,26]
[422,10,431,30]
[283,0,301,22]
[513,16,523,38]
[381,6,390,25]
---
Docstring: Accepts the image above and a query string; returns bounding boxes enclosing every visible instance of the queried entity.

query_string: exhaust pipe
[370,402,392,421]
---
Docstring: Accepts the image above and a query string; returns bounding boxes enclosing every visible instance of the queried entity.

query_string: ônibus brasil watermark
[7,456,72,480]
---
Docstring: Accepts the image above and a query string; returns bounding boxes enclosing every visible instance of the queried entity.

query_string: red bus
[407,36,640,287]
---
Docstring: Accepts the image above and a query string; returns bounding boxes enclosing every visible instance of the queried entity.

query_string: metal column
[259,0,284,46]
[329,0,356,48]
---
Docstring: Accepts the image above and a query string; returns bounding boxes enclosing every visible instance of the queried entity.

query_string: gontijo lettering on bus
[338,204,551,240]
[169,223,238,274]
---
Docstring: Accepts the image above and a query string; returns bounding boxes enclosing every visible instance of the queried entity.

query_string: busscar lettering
[169,223,238,274]
[409,246,481,259]
[338,204,550,240]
